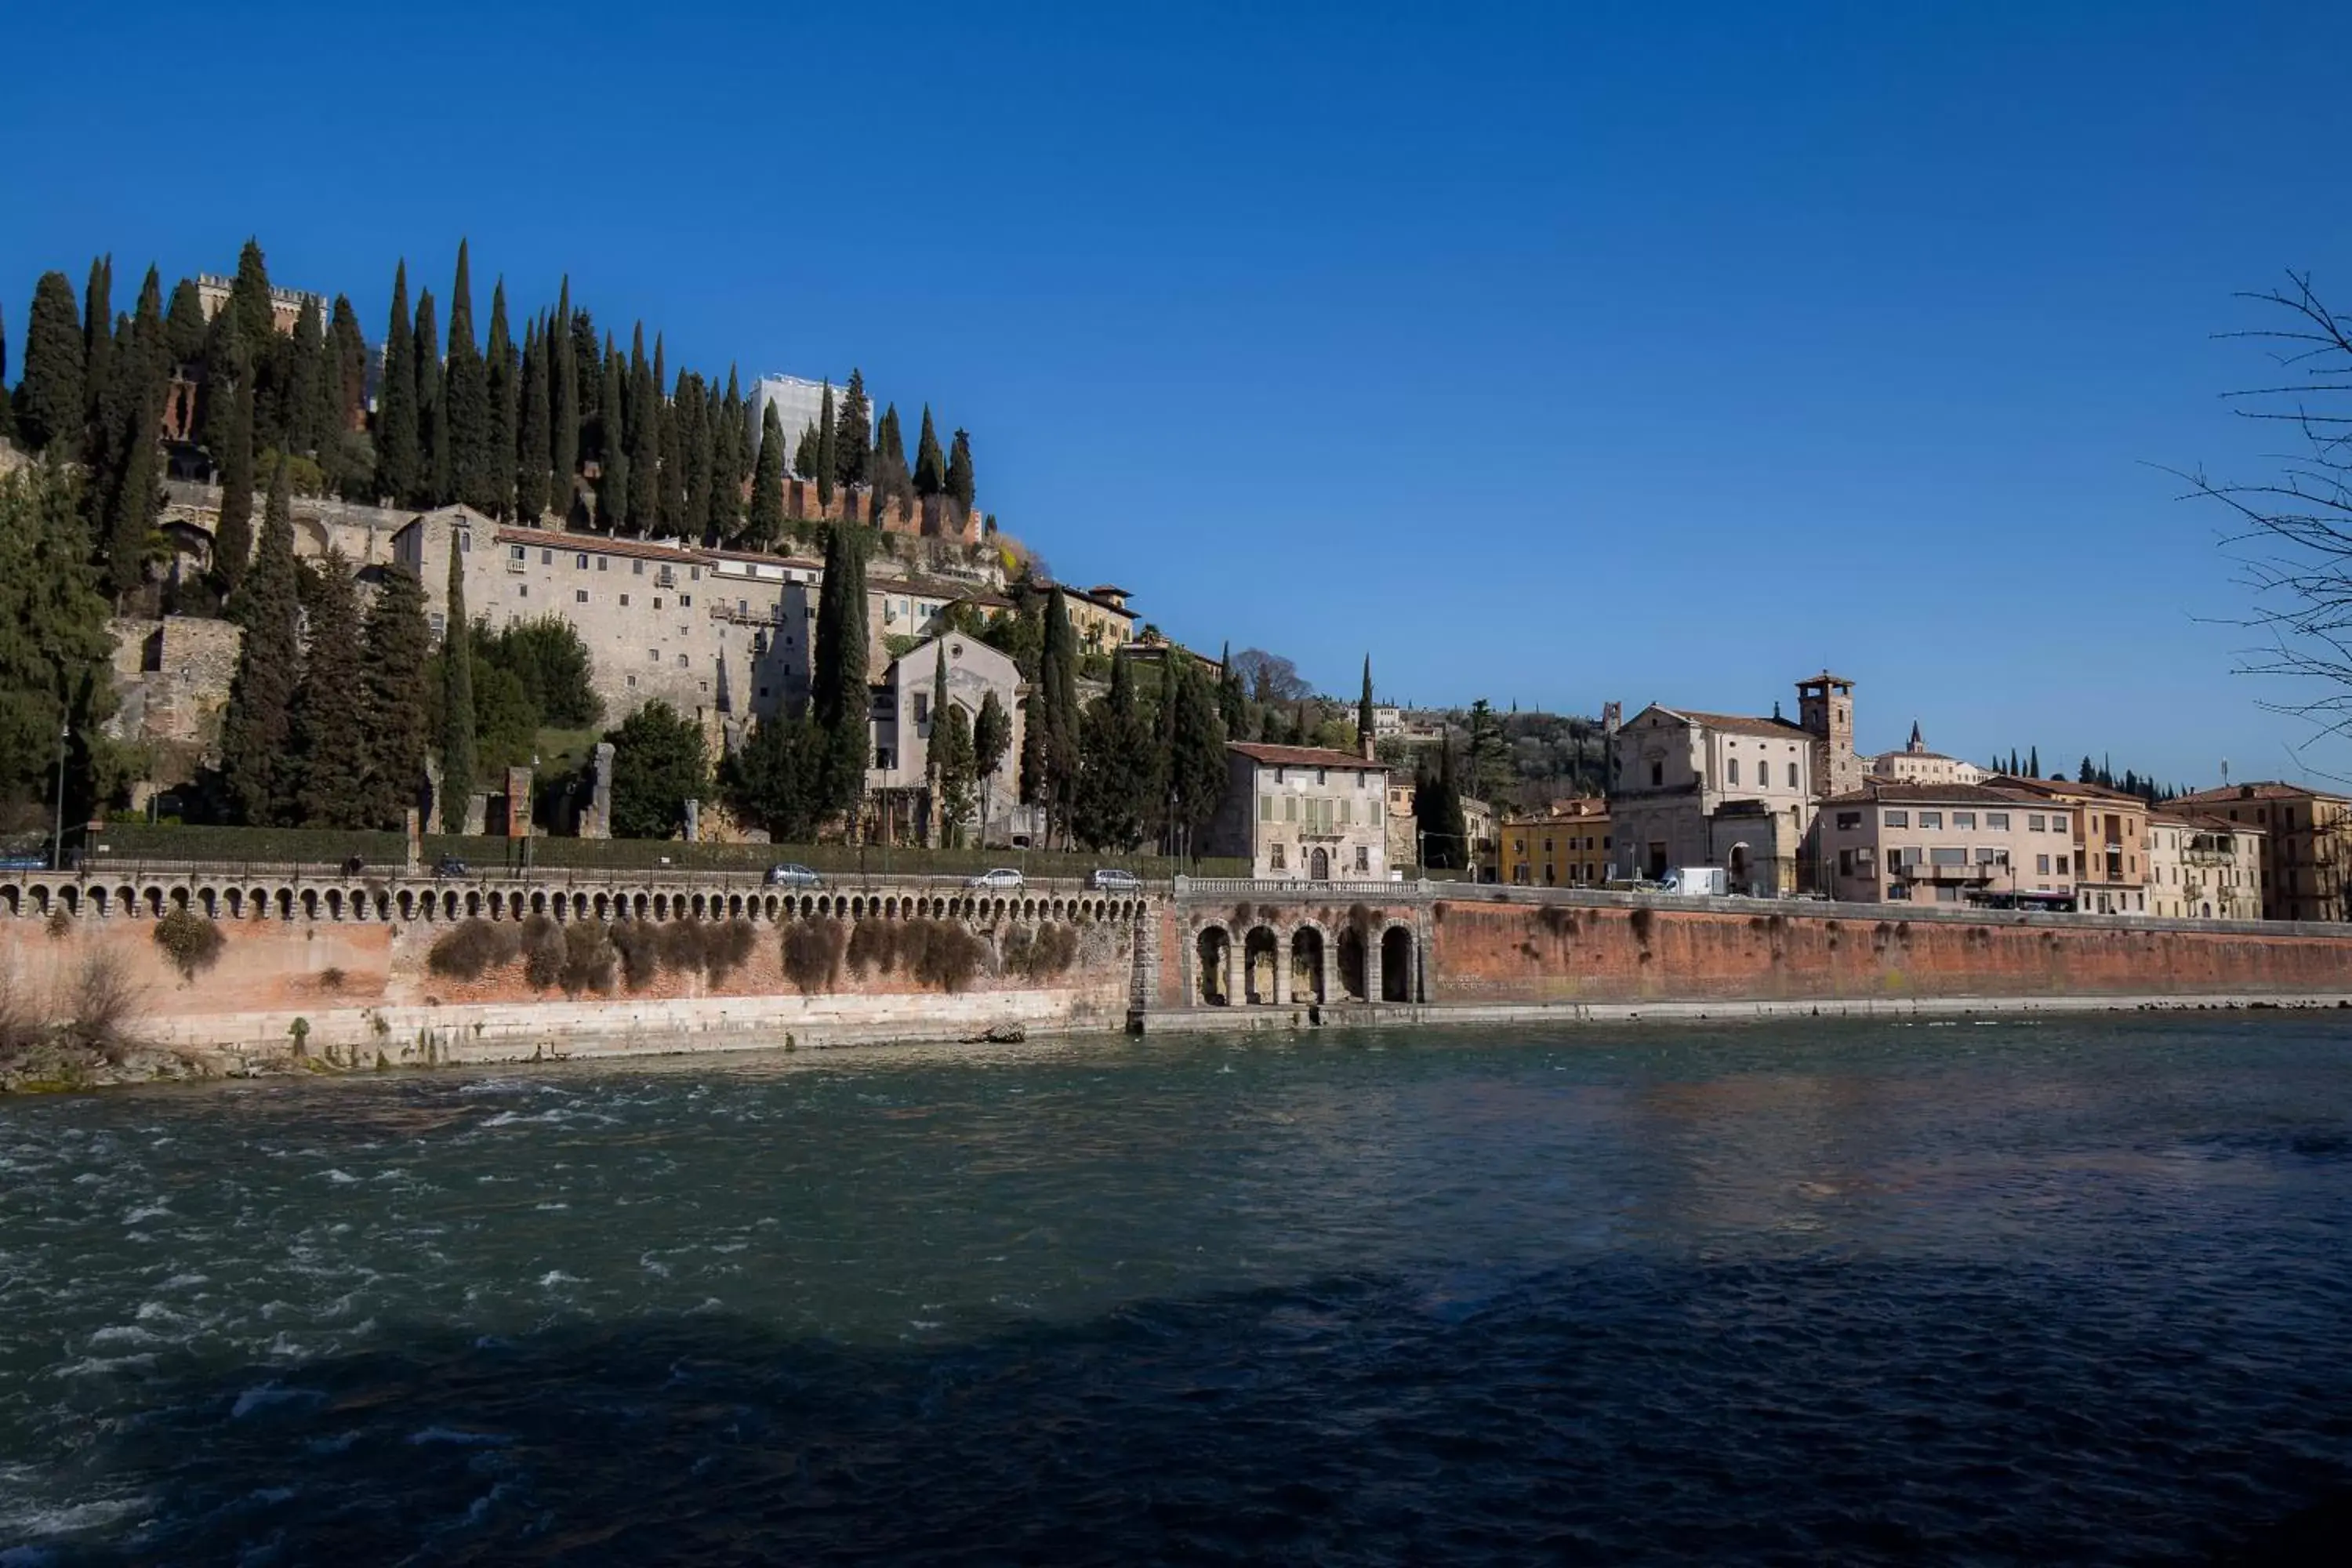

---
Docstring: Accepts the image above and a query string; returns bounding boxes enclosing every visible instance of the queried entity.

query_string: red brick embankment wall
[1428,899,2352,1004]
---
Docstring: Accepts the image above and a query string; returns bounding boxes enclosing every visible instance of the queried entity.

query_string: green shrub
[153,908,227,982]
[427,919,517,982]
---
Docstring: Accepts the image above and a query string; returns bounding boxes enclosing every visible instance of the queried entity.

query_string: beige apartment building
[2172,781,2352,922]
[1204,742,1389,881]
[2145,811,2265,921]
[1993,775,2148,913]
[1820,782,2081,906]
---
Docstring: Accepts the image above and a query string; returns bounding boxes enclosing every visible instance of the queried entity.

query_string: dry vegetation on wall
[1002,921,1080,980]
[0,953,152,1083]
[782,918,848,996]
[845,917,992,993]
[152,909,227,982]
[427,920,519,982]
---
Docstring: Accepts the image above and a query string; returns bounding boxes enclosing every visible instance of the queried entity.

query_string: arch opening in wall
[89,887,111,919]
[60,886,79,918]
[326,889,343,921]
[1290,927,1327,1003]
[397,890,416,920]
[1337,925,1367,1001]
[466,891,482,918]
[1243,926,1280,1004]
[170,887,191,913]
[147,887,167,918]
[1196,926,1232,1006]
[1381,926,1417,1003]
[120,884,139,918]
[302,889,320,921]
[0,885,17,918]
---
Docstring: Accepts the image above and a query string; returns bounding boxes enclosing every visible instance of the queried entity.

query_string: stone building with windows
[1819,782,2075,906]
[1607,694,1819,894]
[2146,811,2266,921]
[2172,781,2350,922]
[1205,742,1389,881]
[1500,800,1611,887]
[1991,775,2148,914]
[866,631,1026,845]
[1868,720,1985,786]
[1060,585,1139,654]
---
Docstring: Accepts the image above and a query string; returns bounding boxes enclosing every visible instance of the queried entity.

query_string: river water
[2,1016,2349,1563]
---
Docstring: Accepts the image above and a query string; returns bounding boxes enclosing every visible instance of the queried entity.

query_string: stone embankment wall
[1428,896,2352,1004]
[0,899,1140,1069]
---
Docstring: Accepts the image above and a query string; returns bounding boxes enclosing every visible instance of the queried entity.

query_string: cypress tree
[285,296,325,457]
[516,318,551,521]
[569,303,599,447]
[811,519,869,826]
[1166,652,1230,861]
[443,243,495,514]
[1358,655,1375,750]
[290,551,370,825]
[327,296,367,436]
[82,257,113,453]
[358,561,430,828]
[228,239,274,357]
[678,372,710,537]
[913,405,947,497]
[873,403,906,497]
[439,532,476,827]
[1022,590,1082,844]
[550,285,579,518]
[597,338,629,530]
[748,403,786,548]
[0,462,122,819]
[15,272,85,455]
[710,368,745,539]
[212,346,257,595]
[626,326,659,530]
[414,289,445,506]
[972,688,1011,848]
[1217,641,1246,735]
[945,427,975,511]
[165,278,207,367]
[794,422,821,484]
[0,299,12,443]
[485,278,517,518]
[1075,650,1156,851]
[219,461,303,823]
[374,262,419,504]
[833,368,871,497]
[102,271,167,603]
[814,383,837,509]
[657,356,688,533]
[2029,746,2040,778]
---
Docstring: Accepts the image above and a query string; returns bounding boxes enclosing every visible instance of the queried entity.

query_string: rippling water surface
[3,1016,2350,1563]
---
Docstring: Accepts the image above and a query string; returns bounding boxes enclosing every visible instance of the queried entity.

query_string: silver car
[965,867,1025,891]
[1086,867,1143,891]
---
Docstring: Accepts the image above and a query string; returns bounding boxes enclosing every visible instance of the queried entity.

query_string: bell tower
[1795,672,1858,797]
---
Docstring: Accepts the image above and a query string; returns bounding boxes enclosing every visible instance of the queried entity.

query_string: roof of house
[1228,742,1384,771]
[1987,773,2149,804]
[1649,706,1813,741]
[2175,780,2352,806]
[1821,780,2044,807]
[494,526,699,564]
[2151,808,2267,833]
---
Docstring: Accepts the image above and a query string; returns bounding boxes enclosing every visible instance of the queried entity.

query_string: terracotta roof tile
[1228,742,1384,771]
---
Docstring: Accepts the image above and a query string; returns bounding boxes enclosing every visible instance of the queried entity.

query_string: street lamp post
[51,718,70,873]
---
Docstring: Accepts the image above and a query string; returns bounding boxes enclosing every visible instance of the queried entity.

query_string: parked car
[433,855,470,877]
[1086,867,1143,891]
[764,862,824,888]
[966,867,1025,891]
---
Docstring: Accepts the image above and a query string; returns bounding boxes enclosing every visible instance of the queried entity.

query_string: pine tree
[811,519,869,826]
[724,710,818,842]
[834,368,871,497]
[289,552,370,825]
[443,243,496,514]
[439,532,476,828]
[945,427,975,511]
[358,561,430,828]
[972,688,1011,848]
[82,256,113,454]
[814,383,837,509]
[913,405,947,497]
[550,281,579,517]
[485,278,517,518]
[14,271,84,455]
[0,462,122,819]
[626,325,659,531]
[374,262,419,505]
[212,346,257,595]
[165,278,207,367]
[516,318,551,521]
[219,462,303,823]
[414,289,445,506]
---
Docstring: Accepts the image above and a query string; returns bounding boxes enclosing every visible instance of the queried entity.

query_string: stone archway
[1337,924,1367,1000]
[1290,926,1326,1003]
[1196,926,1232,1006]
[1381,925,1417,1003]
[1243,926,1280,1004]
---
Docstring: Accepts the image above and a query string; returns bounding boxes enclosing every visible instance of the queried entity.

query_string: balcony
[1894,858,2002,885]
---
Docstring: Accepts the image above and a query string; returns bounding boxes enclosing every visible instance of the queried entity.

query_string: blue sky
[7,0,2351,785]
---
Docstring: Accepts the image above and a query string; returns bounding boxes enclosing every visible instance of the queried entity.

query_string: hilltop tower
[1795,672,1859,798]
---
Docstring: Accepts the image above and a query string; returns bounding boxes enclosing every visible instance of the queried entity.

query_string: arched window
[1727,759,1740,786]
